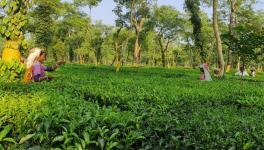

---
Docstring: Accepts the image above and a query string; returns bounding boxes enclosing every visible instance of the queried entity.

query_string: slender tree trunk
[257,64,263,72]
[226,0,237,72]
[158,39,165,67]
[213,0,225,77]
[158,38,170,67]
[124,35,129,63]
[186,37,194,68]
[134,29,141,66]
[237,56,241,71]
[111,57,116,66]
[115,40,121,72]
[115,45,121,72]
[114,28,122,72]
[80,55,83,64]
[164,40,170,67]
[68,33,74,62]
[132,15,145,66]
[161,50,166,67]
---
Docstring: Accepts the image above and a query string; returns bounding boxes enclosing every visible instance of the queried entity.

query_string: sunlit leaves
[0,0,29,41]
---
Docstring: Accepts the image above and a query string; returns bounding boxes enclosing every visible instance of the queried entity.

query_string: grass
[1,64,264,149]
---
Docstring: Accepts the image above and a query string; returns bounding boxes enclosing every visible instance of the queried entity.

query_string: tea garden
[1,64,264,149]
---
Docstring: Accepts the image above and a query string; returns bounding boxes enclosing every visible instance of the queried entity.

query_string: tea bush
[0,60,25,83]
[1,64,264,149]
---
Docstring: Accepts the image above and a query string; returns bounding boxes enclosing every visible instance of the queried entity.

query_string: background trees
[0,0,263,73]
[153,5,184,67]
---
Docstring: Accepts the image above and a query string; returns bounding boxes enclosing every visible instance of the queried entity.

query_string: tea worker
[24,48,65,83]
[199,63,212,81]
[250,67,256,77]
[235,66,249,77]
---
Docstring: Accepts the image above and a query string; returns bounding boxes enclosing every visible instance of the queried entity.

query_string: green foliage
[1,65,264,149]
[74,0,102,8]
[0,60,25,83]
[151,5,185,67]
[0,124,17,148]
[52,39,66,60]
[231,26,264,65]
[0,0,29,42]
[113,0,151,20]
[185,0,206,61]
[0,37,3,55]
[31,2,57,49]
[153,5,183,40]
[222,8,264,66]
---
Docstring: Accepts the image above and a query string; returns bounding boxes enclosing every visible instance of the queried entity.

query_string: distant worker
[235,66,249,77]
[250,67,256,77]
[24,48,65,83]
[199,63,212,81]
[214,68,220,78]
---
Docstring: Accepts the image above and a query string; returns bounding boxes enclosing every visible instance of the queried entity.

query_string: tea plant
[1,64,264,149]
[0,60,25,83]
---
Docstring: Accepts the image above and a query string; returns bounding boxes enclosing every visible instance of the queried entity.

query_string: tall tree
[33,5,54,50]
[229,7,264,70]
[62,13,92,63]
[224,0,257,71]
[153,5,183,67]
[213,0,225,77]
[55,3,90,62]
[130,0,151,65]
[113,2,126,71]
[226,0,237,72]
[185,0,206,63]
[113,0,152,66]
[30,0,61,52]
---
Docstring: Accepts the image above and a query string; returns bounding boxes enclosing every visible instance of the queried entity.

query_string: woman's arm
[34,75,53,82]
[34,74,47,82]
[45,61,65,72]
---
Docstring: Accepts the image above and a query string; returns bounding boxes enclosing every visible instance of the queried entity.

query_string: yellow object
[2,48,21,62]
[116,62,121,72]
[4,41,20,50]
[226,65,231,72]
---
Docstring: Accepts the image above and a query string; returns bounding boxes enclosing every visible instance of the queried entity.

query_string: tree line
[0,0,264,77]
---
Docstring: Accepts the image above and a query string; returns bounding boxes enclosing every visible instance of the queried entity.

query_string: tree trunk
[257,64,263,72]
[79,54,84,64]
[134,29,141,66]
[237,56,241,71]
[69,48,74,62]
[115,39,121,72]
[132,16,145,66]
[186,37,194,68]
[122,34,129,65]
[114,28,122,72]
[158,39,165,67]
[95,49,102,65]
[158,38,170,68]
[213,0,225,77]
[226,0,237,72]
[164,40,170,67]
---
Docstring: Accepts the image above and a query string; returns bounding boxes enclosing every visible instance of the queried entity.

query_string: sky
[81,0,264,26]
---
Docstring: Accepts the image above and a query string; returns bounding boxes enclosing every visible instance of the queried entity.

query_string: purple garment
[32,61,53,82]
[33,62,47,77]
